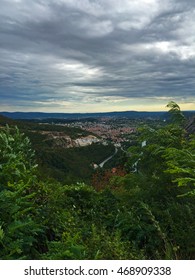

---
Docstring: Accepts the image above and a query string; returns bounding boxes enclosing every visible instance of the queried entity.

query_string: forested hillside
[0,102,194,260]
[0,116,114,183]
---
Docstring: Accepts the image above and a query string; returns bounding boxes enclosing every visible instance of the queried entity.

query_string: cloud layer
[0,0,195,112]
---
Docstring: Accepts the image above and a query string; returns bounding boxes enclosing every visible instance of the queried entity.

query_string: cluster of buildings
[39,117,138,150]
[86,125,135,143]
[60,118,136,145]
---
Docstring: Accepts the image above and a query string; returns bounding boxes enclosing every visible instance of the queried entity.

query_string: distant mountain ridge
[0,110,168,120]
[0,110,194,120]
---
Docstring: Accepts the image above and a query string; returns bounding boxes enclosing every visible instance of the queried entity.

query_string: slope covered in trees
[0,102,194,259]
[0,116,115,183]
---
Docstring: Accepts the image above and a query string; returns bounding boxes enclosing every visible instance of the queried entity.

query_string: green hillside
[0,103,195,260]
[0,115,114,183]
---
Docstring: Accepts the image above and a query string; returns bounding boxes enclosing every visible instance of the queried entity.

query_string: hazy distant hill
[1,110,194,120]
[0,110,167,119]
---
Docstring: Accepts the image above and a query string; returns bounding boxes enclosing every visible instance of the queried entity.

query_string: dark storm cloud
[0,0,195,111]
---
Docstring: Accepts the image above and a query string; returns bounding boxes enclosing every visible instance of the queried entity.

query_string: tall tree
[166,101,185,126]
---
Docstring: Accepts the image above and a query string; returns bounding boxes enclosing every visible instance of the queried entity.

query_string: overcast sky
[0,0,195,112]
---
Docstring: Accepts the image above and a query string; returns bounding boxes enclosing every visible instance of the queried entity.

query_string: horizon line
[1,109,195,114]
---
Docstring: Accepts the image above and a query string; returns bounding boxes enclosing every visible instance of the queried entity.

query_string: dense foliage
[35,142,114,184]
[0,103,194,259]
